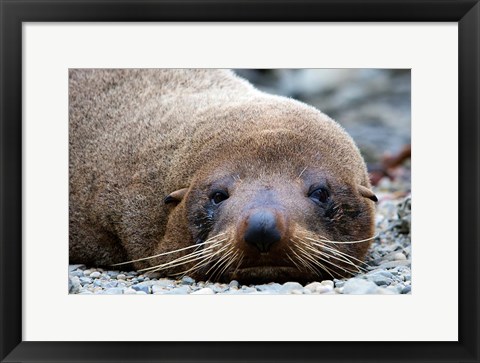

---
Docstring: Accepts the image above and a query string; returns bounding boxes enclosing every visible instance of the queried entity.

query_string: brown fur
[69,69,376,283]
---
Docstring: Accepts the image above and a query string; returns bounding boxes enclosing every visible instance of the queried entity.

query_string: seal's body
[69,69,376,284]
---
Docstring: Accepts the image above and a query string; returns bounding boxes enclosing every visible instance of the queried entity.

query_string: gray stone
[321,280,334,288]
[105,288,124,295]
[401,285,411,294]
[107,271,120,278]
[317,285,334,294]
[68,264,85,273]
[181,276,195,285]
[104,281,118,289]
[90,271,101,278]
[152,285,167,294]
[256,283,282,292]
[116,274,126,280]
[191,288,215,295]
[379,260,410,269]
[69,271,84,277]
[342,278,382,294]
[304,282,322,293]
[155,279,174,288]
[280,282,304,294]
[124,288,137,294]
[164,286,191,295]
[132,284,150,294]
[212,284,228,293]
[68,276,81,294]
[393,252,407,261]
[229,280,239,288]
[366,271,394,286]
[79,277,92,285]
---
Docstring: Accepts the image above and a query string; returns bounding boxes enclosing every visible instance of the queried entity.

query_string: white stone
[191,288,215,295]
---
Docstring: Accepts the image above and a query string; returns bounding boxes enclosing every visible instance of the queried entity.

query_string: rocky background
[69,69,411,295]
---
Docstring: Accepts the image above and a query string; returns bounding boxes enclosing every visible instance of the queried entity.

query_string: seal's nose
[244,210,281,252]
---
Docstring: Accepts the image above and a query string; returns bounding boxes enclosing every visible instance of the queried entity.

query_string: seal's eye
[309,187,329,204]
[211,190,229,205]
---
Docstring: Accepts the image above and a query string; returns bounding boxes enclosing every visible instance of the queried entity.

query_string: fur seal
[69,69,377,284]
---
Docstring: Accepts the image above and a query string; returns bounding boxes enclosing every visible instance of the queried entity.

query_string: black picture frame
[1,1,479,362]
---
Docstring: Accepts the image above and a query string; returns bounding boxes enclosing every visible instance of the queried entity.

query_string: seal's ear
[358,185,378,202]
[164,188,188,205]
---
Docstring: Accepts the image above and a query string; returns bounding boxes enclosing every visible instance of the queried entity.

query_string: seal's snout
[244,210,281,252]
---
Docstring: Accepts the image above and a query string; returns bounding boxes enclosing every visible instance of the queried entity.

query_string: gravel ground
[69,175,411,295]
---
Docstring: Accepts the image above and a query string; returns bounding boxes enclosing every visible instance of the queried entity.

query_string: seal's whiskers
[214,250,240,281]
[298,239,366,273]
[304,238,368,267]
[171,244,231,278]
[110,232,227,267]
[140,244,224,273]
[138,239,227,273]
[206,246,236,278]
[304,234,378,245]
[295,243,349,277]
[289,245,329,277]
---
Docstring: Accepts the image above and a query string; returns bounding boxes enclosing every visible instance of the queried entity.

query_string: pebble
[256,283,282,292]
[393,252,407,261]
[90,271,101,278]
[280,282,304,294]
[104,288,124,295]
[229,280,239,288]
[68,264,85,273]
[181,276,195,285]
[152,285,167,294]
[68,276,81,293]
[401,285,411,294]
[191,288,215,295]
[317,285,333,294]
[379,260,410,269]
[342,278,382,294]
[132,284,150,294]
[79,277,92,285]
[116,274,126,280]
[321,280,334,288]
[366,271,394,286]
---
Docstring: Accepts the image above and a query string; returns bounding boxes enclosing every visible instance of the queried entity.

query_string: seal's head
[160,104,377,284]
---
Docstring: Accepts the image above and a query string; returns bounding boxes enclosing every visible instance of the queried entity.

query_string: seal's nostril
[244,210,281,252]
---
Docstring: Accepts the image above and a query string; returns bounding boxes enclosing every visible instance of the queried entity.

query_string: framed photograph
[1,1,479,363]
